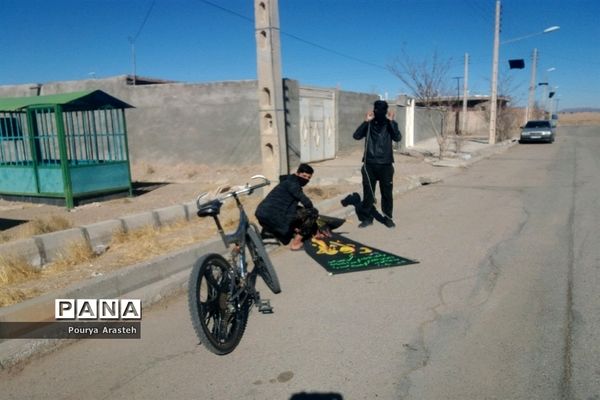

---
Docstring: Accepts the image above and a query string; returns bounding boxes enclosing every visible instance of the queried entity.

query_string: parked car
[519,120,555,143]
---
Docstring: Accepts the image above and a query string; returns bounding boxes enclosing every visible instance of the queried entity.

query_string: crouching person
[255,163,320,251]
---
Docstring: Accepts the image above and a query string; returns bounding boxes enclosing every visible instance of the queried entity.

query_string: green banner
[305,233,419,274]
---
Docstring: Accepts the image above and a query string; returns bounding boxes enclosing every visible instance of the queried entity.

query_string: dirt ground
[0,163,263,242]
[2,113,598,307]
[0,150,442,307]
[0,149,439,244]
[4,153,433,307]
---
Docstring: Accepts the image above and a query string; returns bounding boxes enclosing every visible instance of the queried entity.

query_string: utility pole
[489,0,501,144]
[129,37,137,86]
[254,0,288,182]
[452,76,462,135]
[453,77,462,100]
[462,53,469,134]
[541,82,549,118]
[525,48,538,122]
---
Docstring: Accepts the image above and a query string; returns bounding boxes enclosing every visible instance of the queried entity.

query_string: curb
[0,237,224,370]
[0,140,516,369]
[0,203,199,270]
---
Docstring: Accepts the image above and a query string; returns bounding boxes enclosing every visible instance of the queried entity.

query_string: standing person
[352,100,402,228]
[255,163,320,250]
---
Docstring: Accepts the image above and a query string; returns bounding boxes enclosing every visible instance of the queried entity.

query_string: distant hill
[560,108,600,113]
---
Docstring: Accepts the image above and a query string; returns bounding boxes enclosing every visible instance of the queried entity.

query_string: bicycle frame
[211,193,251,278]
[196,175,270,279]
[189,175,280,355]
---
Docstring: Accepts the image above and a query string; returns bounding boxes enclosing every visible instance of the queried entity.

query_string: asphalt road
[1,126,598,400]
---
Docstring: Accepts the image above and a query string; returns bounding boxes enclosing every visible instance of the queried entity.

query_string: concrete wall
[0,77,401,172]
[414,107,443,142]
[283,79,301,171]
[0,77,262,167]
[445,110,490,136]
[337,91,380,154]
[125,81,261,166]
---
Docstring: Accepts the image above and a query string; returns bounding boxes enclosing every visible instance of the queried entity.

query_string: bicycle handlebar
[196,175,271,209]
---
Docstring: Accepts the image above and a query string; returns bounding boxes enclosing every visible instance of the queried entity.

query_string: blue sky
[1,0,598,110]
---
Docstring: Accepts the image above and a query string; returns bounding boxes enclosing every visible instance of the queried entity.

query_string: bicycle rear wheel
[188,253,249,355]
[246,223,281,294]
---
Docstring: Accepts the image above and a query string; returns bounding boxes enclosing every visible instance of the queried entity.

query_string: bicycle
[188,175,281,355]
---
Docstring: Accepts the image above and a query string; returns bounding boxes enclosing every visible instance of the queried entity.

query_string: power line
[280,31,387,71]
[131,0,156,42]
[198,0,252,23]
[197,0,388,71]
[464,0,492,23]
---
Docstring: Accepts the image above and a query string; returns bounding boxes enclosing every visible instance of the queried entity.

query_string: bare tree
[487,73,524,142]
[388,49,454,158]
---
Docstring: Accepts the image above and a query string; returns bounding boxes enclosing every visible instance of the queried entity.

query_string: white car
[519,120,555,143]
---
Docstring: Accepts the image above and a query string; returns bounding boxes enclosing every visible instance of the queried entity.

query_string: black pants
[361,163,394,221]
[257,206,318,245]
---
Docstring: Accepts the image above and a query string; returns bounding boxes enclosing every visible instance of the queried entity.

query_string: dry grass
[0,215,73,246]
[558,112,600,126]
[0,256,39,286]
[29,216,72,235]
[0,255,41,307]
[0,232,10,244]
[0,287,43,307]
[48,241,96,272]
[0,240,98,306]
[0,185,339,307]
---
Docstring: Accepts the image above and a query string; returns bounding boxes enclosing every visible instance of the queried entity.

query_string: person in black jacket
[353,100,402,228]
[255,163,320,250]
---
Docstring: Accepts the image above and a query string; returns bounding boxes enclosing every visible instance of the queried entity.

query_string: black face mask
[373,100,388,122]
[297,176,309,187]
[373,109,387,122]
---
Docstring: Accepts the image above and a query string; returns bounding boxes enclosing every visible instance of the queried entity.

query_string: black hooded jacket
[255,174,314,243]
[353,119,402,164]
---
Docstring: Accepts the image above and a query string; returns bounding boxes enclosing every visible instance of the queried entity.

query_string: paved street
[0,126,598,400]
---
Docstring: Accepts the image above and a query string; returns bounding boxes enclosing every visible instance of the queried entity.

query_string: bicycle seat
[197,199,222,217]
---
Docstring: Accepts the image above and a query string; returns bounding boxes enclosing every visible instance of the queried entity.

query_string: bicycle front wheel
[188,253,249,355]
[246,224,281,294]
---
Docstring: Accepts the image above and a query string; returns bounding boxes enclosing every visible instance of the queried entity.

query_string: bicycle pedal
[257,299,274,314]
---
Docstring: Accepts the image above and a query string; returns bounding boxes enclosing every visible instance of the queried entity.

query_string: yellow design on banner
[311,238,373,256]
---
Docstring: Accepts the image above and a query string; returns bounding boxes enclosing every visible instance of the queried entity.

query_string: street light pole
[543,67,556,118]
[501,26,560,44]
[489,0,559,142]
[489,0,501,145]
[525,48,538,122]
[462,53,469,134]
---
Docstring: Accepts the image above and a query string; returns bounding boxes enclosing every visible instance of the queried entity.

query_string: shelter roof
[0,90,133,112]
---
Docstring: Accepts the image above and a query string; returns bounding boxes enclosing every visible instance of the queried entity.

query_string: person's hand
[387,110,395,120]
[365,111,374,122]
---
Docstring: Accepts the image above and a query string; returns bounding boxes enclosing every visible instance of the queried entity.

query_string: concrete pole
[405,98,415,147]
[488,0,500,145]
[462,53,469,134]
[542,83,549,118]
[525,48,538,122]
[254,0,288,182]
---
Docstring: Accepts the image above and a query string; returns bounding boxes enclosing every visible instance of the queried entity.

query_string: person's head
[295,163,313,186]
[373,100,388,121]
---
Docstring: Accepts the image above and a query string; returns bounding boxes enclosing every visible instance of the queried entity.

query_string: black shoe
[384,217,396,228]
[358,220,373,228]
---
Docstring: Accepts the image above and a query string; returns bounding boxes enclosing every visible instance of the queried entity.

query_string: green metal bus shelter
[0,90,134,208]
